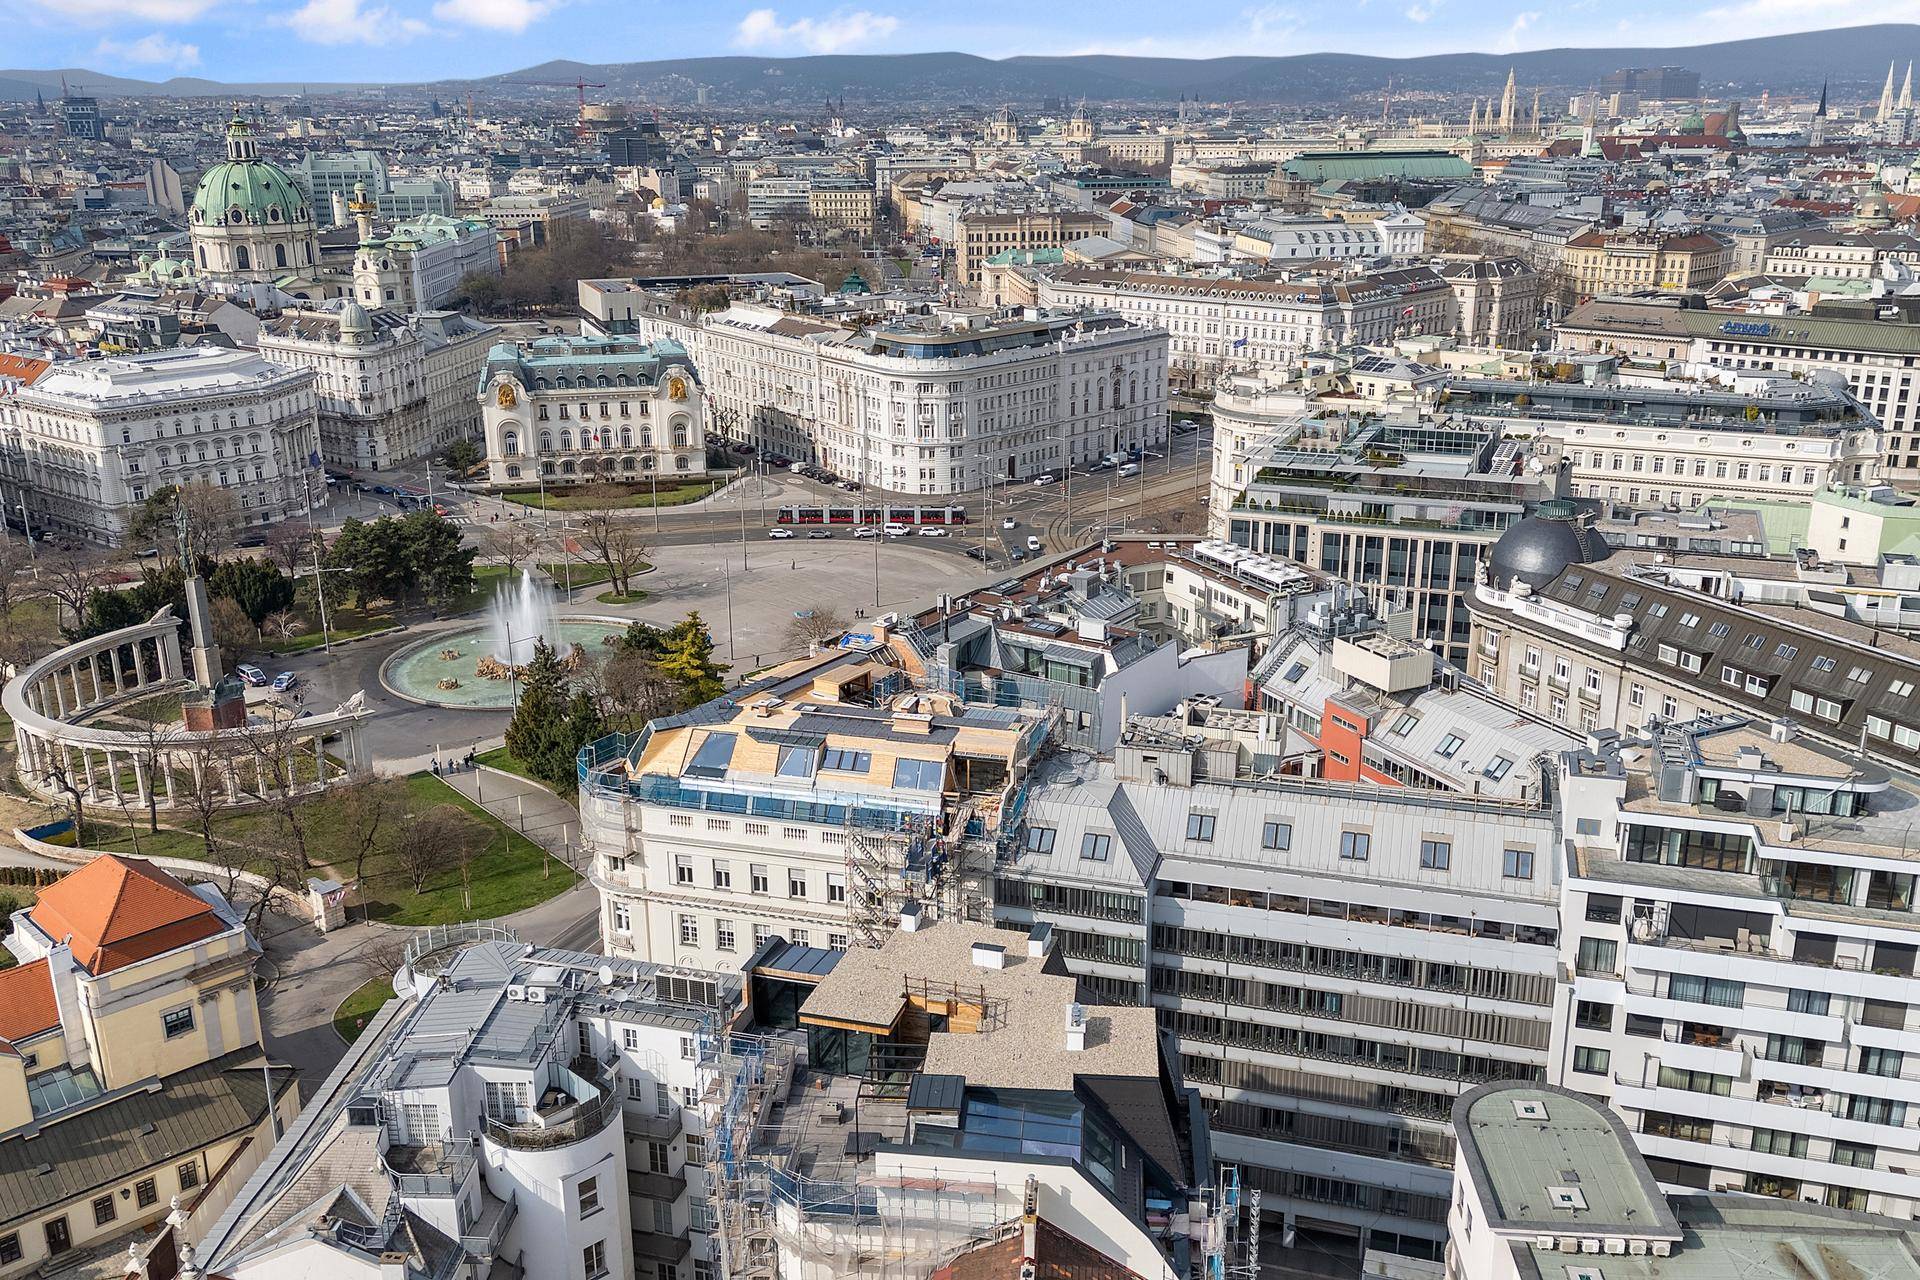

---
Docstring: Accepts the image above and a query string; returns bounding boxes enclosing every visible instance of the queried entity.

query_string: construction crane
[504,77,608,138]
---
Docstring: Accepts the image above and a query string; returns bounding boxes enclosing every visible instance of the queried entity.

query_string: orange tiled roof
[29,855,226,976]
[0,960,58,1047]
[0,354,49,386]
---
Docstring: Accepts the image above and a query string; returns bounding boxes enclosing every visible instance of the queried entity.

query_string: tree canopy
[326,512,476,611]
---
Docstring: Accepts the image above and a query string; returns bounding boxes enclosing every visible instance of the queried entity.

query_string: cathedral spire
[1881,59,1898,120]
[1901,61,1913,112]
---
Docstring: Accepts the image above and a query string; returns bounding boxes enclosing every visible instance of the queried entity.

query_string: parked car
[1002,517,1018,529]
[1010,549,1027,562]
[1026,535,1043,551]
[917,527,947,537]
[806,529,833,539]
[235,664,268,687]
[271,671,300,692]
[768,527,794,539]
[852,527,879,539]
[235,531,268,548]
[964,546,991,562]
[1031,473,1058,486]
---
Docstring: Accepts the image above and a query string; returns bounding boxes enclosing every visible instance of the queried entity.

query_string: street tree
[656,612,728,705]
[336,774,410,894]
[477,522,541,577]
[785,606,847,652]
[576,513,650,597]
[211,558,295,636]
[40,544,111,633]
[266,523,323,579]
[129,482,239,563]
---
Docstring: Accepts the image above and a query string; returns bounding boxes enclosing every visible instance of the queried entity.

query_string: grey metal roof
[754,940,841,978]
[0,1048,292,1224]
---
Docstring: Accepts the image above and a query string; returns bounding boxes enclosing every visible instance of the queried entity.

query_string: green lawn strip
[370,772,576,925]
[334,976,395,1044]
[116,692,182,723]
[595,590,647,605]
[475,746,575,798]
[500,480,718,511]
[537,560,614,588]
[77,770,576,926]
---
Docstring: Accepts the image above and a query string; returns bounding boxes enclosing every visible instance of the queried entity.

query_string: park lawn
[441,563,513,616]
[272,609,399,654]
[596,590,647,605]
[117,692,183,723]
[475,745,576,798]
[78,770,576,926]
[501,480,718,511]
[334,976,395,1044]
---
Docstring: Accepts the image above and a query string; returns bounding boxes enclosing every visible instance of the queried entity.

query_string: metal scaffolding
[698,1030,1025,1280]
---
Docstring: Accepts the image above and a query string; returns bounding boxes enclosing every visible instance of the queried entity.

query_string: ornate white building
[478,334,710,489]
[260,301,495,473]
[346,182,501,312]
[188,111,321,287]
[0,347,322,545]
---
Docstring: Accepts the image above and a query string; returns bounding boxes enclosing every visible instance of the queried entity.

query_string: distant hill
[3,24,1915,104]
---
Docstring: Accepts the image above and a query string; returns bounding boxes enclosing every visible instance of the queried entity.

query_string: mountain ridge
[3,24,1916,103]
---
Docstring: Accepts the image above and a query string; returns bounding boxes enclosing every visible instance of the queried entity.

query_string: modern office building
[477,333,710,489]
[1558,296,1920,485]
[1209,376,1564,662]
[0,346,322,545]
[1437,366,1879,505]
[194,933,734,1280]
[261,302,495,472]
[1550,715,1920,1218]
[995,693,1562,1265]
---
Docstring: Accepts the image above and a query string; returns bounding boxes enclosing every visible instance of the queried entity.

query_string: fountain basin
[381,618,630,709]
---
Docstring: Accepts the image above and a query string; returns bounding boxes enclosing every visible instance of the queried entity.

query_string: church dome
[1676,109,1707,135]
[1487,499,1608,590]
[190,110,310,230]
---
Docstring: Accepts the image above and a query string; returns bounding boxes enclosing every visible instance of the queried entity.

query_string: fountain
[487,569,560,666]
[378,568,628,709]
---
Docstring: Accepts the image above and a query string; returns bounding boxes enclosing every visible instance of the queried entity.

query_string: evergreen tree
[655,611,729,706]
[503,641,577,788]
[211,557,295,633]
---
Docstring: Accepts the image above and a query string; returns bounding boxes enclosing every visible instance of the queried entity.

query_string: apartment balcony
[459,1188,518,1258]
[625,1103,683,1141]
[632,1231,693,1265]
[628,1168,690,1201]
[1577,684,1601,704]
[384,1140,476,1198]
[1545,671,1570,691]
[483,1060,620,1152]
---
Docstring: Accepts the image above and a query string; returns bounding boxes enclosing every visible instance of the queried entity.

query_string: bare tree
[0,537,32,641]
[335,775,409,893]
[174,732,241,868]
[575,513,650,597]
[264,608,304,640]
[595,649,682,727]
[266,522,323,579]
[122,718,186,835]
[36,742,85,835]
[39,544,110,632]
[392,803,482,894]
[477,522,542,578]
[785,606,847,652]
[237,712,326,873]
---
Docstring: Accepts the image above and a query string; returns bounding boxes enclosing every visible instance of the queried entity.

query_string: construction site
[693,917,1237,1280]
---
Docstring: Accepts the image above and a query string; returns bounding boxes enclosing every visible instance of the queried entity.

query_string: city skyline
[0,2,1902,88]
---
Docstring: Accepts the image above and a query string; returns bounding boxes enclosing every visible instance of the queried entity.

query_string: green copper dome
[189,110,310,229]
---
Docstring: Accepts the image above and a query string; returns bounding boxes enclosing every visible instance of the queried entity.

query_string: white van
[883,521,911,537]
[1117,463,1141,478]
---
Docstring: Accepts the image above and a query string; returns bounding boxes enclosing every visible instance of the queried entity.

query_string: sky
[0,0,1904,85]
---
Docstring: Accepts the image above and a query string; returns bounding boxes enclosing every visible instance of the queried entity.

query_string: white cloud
[1498,9,1538,48]
[1404,0,1441,20]
[38,0,221,23]
[732,7,899,53]
[286,0,427,42]
[93,32,201,67]
[429,0,556,31]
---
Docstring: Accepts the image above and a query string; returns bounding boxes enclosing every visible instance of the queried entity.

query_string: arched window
[675,455,690,471]
[642,456,655,471]
[503,431,520,455]
[620,457,636,471]
[236,245,251,271]
[559,430,573,450]
[561,460,576,475]
[596,376,610,388]
[641,428,653,446]
[619,428,632,447]
[541,461,555,475]
[616,374,629,387]
[671,417,690,447]
[274,244,287,268]
[196,245,206,268]
[555,376,571,390]
[539,431,553,451]
[506,464,522,478]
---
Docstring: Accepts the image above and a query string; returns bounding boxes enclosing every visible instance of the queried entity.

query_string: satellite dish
[599,965,616,987]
